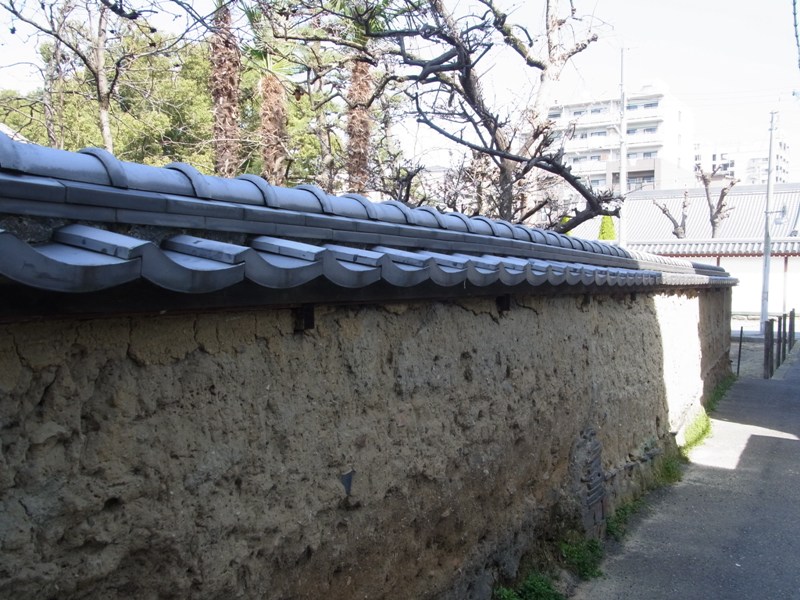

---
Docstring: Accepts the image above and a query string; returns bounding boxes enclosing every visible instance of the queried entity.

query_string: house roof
[0,132,734,318]
[570,184,800,257]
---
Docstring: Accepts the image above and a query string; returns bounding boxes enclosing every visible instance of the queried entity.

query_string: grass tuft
[606,498,646,541]
[494,573,564,600]
[706,374,735,412]
[656,453,684,484]
[681,374,736,459]
[559,538,603,580]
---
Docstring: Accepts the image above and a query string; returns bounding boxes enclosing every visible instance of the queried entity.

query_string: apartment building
[547,84,696,195]
[694,140,792,185]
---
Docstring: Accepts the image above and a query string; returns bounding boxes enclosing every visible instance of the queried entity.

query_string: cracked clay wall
[0,287,731,599]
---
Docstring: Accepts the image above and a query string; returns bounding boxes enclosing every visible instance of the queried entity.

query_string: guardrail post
[764,320,771,379]
[782,313,788,362]
[791,309,796,351]
[770,319,776,377]
[777,315,783,368]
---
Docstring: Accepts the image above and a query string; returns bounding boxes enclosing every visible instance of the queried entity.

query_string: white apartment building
[547,84,696,196]
[694,140,791,185]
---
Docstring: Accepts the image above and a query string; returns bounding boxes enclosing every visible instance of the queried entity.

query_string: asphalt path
[572,347,800,600]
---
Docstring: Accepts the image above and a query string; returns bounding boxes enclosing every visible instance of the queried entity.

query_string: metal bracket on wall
[293,304,315,332]
[496,294,512,314]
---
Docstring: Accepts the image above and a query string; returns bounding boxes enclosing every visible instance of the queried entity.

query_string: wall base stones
[0,287,731,599]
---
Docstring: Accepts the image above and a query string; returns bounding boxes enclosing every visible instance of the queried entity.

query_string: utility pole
[617,48,627,247]
[761,111,777,333]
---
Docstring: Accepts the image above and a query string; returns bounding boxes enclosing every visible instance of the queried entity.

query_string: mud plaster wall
[0,287,731,599]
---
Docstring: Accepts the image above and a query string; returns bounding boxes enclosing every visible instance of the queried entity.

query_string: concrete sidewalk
[572,348,800,599]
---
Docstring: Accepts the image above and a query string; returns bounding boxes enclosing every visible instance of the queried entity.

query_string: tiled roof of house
[633,239,800,257]
[570,184,800,257]
[0,132,734,317]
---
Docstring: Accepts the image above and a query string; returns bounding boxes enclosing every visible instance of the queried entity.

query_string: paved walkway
[572,346,800,599]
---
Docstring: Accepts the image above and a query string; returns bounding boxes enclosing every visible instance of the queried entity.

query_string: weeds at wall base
[605,498,646,542]
[681,373,736,459]
[493,573,565,600]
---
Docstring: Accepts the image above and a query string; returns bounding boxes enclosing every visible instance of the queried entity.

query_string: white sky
[2,0,799,174]
[557,0,800,154]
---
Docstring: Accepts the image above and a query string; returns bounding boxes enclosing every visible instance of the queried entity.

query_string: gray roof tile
[0,131,737,301]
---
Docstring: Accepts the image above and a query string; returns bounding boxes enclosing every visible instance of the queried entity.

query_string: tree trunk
[210,4,242,177]
[260,73,287,185]
[94,6,114,153]
[43,45,61,148]
[346,60,372,194]
[497,159,516,221]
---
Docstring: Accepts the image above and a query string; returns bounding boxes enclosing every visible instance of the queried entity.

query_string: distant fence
[764,309,796,378]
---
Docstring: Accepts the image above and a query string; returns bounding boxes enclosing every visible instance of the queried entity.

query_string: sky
[1,0,799,175]
[552,0,800,155]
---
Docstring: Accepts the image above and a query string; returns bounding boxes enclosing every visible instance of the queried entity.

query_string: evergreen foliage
[598,215,616,241]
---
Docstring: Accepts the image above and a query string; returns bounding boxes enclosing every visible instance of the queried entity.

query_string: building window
[590,178,604,187]
[590,131,607,137]
[643,101,659,109]
[548,110,562,119]
[590,155,601,161]
[579,132,588,139]
[643,151,657,158]
[573,156,586,163]
[643,127,657,134]
[590,107,605,114]
[627,128,637,135]
[627,152,638,159]
[573,109,586,116]
[626,104,638,111]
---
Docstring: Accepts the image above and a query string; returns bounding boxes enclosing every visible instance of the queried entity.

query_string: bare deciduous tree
[653,190,690,239]
[260,0,619,233]
[696,164,737,238]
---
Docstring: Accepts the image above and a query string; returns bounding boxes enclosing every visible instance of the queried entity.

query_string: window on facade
[643,127,657,134]
[627,128,637,135]
[590,131,607,137]
[579,133,588,139]
[627,152,638,159]
[643,151,657,158]
[573,109,585,116]
[548,111,562,119]
[590,155,601,161]
[573,156,586,163]
[591,107,605,114]
[626,104,638,110]
[590,179,604,188]
[643,101,659,109]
